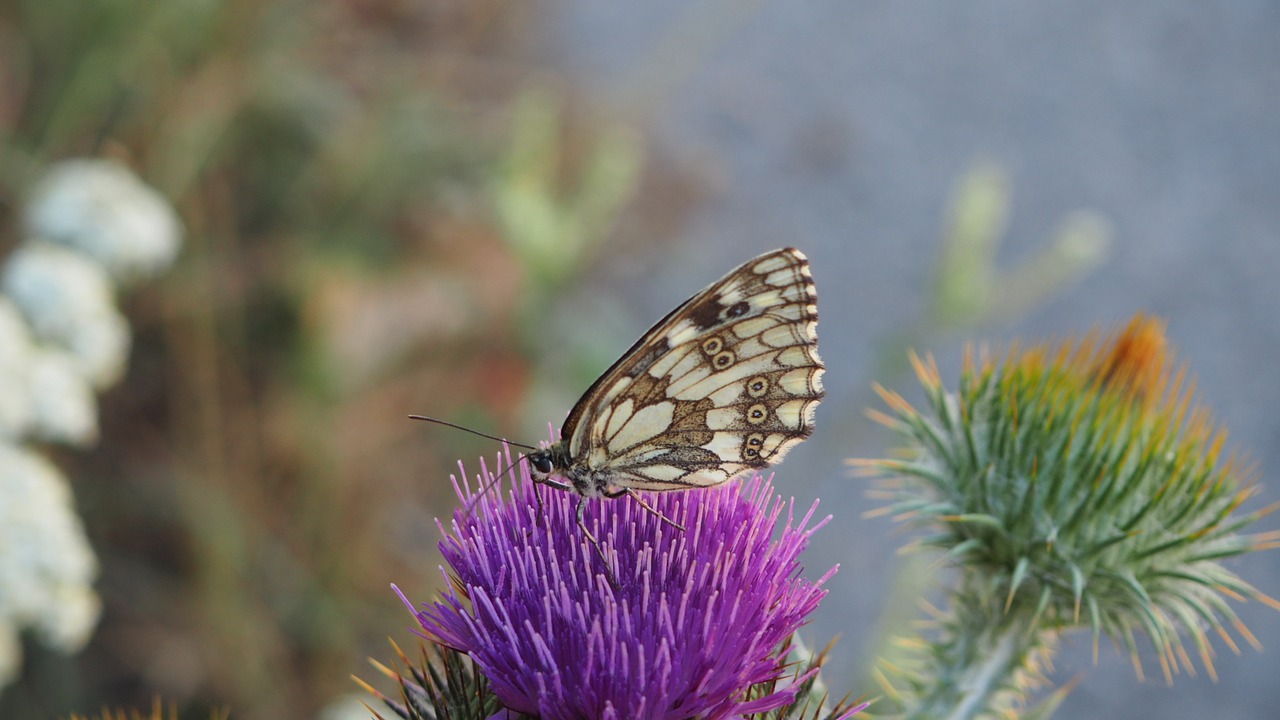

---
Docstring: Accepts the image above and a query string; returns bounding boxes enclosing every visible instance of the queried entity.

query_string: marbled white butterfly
[417,247,823,576]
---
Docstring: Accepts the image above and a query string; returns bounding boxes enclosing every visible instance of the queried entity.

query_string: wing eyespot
[746,376,769,398]
[747,403,768,425]
[712,350,735,370]
[725,300,750,318]
[701,336,724,355]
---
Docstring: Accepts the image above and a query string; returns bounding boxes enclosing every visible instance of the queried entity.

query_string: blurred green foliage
[933,162,1111,328]
[0,1,650,718]
[494,84,642,295]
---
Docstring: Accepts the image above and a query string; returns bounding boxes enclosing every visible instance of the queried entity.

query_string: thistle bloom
[858,314,1279,716]
[399,449,844,720]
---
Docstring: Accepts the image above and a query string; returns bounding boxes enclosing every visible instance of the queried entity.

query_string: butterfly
[417,247,824,578]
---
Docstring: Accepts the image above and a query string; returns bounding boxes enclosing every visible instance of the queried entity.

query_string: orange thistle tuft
[1091,313,1169,405]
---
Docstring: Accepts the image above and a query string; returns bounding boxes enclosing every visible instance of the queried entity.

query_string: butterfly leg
[575,495,620,590]
[531,480,546,527]
[530,475,574,528]
[613,488,686,532]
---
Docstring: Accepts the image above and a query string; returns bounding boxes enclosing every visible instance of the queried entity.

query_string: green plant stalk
[936,627,1019,720]
[903,588,1048,720]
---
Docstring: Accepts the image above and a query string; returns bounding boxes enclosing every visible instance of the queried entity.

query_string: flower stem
[903,593,1046,720]
[940,625,1019,720]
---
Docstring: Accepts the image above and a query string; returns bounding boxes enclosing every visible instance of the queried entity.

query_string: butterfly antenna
[408,415,538,451]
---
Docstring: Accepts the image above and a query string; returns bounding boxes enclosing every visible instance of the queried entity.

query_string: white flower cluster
[0,446,101,683]
[0,159,181,687]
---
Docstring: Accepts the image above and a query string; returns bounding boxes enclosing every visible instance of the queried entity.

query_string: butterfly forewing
[557,247,823,494]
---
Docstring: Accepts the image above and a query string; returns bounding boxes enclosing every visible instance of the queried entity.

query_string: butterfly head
[523,442,572,486]
[526,450,553,478]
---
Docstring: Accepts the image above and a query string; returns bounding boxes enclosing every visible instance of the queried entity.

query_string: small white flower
[0,300,35,438]
[2,242,130,388]
[27,348,99,446]
[0,625,19,690]
[0,443,101,687]
[23,159,182,284]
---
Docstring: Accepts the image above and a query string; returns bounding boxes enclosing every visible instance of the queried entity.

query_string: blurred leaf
[930,160,1110,329]
[493,85,642,292]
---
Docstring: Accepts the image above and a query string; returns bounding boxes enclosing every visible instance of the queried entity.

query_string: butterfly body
[526,247,824,508]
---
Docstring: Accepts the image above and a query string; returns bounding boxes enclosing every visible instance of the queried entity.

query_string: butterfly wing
[561,247,824,491]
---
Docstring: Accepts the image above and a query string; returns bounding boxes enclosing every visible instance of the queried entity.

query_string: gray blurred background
[543,1,1280,717]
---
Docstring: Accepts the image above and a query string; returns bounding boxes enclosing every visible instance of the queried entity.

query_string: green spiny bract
[360,640,499,720]
[858,315,1279,717]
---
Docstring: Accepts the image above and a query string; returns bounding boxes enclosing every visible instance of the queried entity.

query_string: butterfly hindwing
[560,247,823,493]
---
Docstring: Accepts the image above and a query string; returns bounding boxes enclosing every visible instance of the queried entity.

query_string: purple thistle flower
[398,447,845,720]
